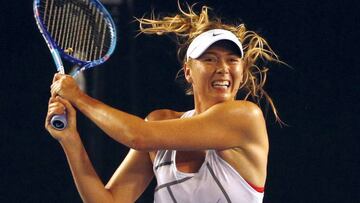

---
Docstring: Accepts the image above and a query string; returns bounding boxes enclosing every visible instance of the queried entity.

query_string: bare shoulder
[145,109,184,121]
[208,100,267,145]
[207,100,264,119]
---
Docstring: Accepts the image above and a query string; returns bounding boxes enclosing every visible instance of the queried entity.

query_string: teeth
[212,81,230,87]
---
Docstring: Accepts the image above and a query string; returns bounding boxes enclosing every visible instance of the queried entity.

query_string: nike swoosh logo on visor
[212,33,222,37]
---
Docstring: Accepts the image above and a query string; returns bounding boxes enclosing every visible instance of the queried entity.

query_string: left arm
[51,74,267,151]
[74,93,265,151]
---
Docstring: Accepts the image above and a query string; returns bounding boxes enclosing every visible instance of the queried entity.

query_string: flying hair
[136,2,285,124]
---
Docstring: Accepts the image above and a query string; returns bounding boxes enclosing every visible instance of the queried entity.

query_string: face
[184,41,244,105]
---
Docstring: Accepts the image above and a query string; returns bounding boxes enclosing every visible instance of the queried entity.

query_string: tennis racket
[34,0,117,130]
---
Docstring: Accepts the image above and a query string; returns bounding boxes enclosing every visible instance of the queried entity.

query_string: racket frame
[33,0,117,76]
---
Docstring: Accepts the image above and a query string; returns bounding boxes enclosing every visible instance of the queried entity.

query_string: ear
[239,60,246,83]
[238,63,249,90]
[184,63,192,83]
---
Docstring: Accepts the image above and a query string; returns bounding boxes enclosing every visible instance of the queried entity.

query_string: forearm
[72,92,147,149]
[60,135,114,203]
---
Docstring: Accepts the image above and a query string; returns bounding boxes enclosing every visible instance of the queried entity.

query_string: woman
[46,3,281,203]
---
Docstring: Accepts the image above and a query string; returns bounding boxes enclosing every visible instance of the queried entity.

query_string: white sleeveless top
[153,110,264,203]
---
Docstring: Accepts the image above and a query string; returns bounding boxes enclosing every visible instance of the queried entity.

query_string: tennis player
[46,3,281,203]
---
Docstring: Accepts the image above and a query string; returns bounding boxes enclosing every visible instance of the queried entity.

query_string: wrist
[59,131,82,151]
[71,90,87,108]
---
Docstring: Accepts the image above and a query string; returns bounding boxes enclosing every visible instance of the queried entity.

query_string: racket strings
[39,0,114,61]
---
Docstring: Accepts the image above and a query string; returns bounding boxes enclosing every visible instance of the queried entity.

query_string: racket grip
[50,114,67,131]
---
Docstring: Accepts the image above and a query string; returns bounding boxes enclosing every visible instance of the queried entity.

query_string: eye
[228,57,241,64]
[201,55,218,63]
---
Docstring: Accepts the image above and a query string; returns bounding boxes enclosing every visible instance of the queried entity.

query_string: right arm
[45,97,154,203]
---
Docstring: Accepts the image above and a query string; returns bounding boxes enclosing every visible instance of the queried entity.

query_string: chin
[211,94,234,103]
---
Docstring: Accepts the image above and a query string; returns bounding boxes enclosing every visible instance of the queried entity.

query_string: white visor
[186,29,244,61]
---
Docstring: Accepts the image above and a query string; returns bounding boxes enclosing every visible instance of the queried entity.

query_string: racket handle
[50,114,67,131]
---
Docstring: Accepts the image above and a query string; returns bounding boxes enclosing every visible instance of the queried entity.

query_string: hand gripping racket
[34,0,117,130]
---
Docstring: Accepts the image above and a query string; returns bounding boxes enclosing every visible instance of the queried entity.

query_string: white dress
[153,110,264,203]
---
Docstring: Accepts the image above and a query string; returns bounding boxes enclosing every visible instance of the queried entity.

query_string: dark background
[1,0,359,202]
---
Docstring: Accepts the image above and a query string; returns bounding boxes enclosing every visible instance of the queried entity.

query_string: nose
[216,60,230,74]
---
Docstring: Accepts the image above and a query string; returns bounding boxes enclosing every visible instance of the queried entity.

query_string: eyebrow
[202,51,241,57]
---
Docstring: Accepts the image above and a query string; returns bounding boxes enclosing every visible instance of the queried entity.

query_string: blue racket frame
[33,0,117,76]
[34,0,117,130]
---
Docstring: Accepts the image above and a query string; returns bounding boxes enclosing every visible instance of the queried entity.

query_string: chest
[150,150,240,173]
[150,150,207,173]
[175,151,206,173]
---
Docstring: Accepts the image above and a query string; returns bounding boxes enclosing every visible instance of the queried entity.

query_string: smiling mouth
[212,80,230,89]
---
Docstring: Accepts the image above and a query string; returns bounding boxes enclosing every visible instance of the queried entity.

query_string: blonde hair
[137,2,284,123]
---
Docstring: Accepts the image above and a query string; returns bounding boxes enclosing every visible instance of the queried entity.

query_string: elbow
[130,136,153,152]
[129,136,147,151]
[82,188,115,203]
[126,124,153,152]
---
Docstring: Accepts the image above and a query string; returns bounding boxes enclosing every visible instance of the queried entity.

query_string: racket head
[33,0,117,74]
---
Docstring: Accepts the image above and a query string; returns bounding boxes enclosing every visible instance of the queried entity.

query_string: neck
[193,94,234,115]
